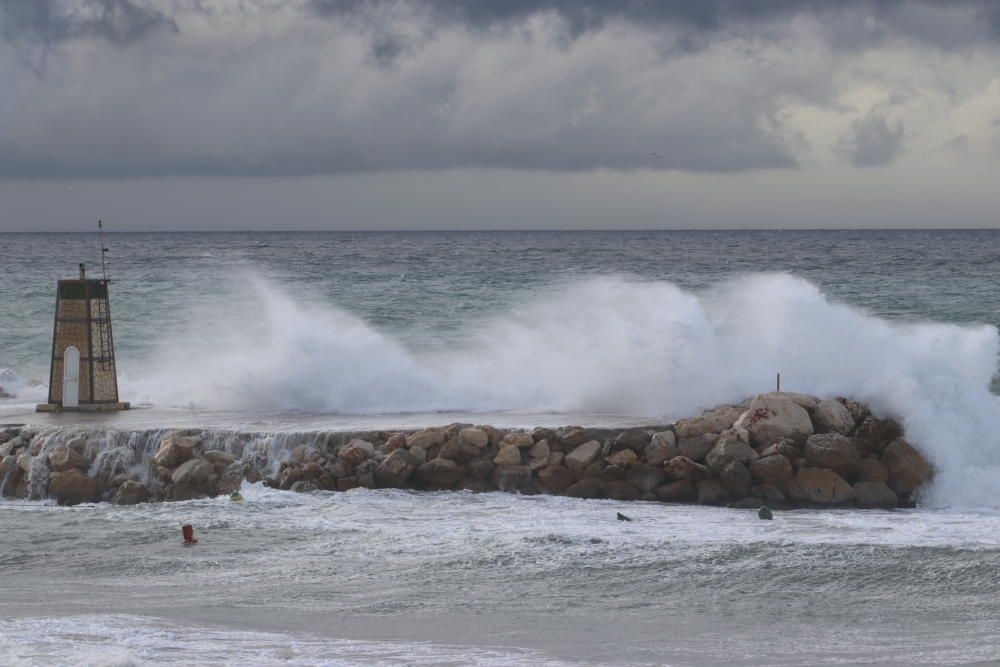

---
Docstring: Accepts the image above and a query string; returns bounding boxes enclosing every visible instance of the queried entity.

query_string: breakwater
[0,392,931,509]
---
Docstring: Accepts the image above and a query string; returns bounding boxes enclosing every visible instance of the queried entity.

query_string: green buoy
[758,506,773,520]
[230,492,244,502]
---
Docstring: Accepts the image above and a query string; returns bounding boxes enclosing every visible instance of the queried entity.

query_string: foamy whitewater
[3,230,1000,664]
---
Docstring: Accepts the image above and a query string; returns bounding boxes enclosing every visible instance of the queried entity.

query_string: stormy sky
[1,0,999,230]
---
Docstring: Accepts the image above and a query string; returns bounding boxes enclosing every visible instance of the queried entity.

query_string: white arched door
[63,346,80,408]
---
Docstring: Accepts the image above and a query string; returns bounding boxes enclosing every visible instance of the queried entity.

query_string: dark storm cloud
[0,0,997,181]
[0,0,178,47]
[310,0,1000,47]
[840,113,905,167]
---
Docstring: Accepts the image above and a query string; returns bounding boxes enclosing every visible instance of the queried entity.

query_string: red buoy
[182,524,198,545]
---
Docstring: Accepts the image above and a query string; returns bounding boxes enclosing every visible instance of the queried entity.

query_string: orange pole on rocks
[182,524,198,545]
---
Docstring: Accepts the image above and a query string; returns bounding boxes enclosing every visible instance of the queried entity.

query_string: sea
[2,229,1000,665]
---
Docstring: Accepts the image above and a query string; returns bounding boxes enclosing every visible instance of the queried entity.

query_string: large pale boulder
[645,436,679,466]
[153,433,197,468]
[112,480,150,505]
[171,458,217,492]
[407,428,445,450]
[758,439,800,460]
[853,481,898,508]
[383,433,407,453]
[494,445,522,466]
[0,454,17,479]
[857,458,889,484]
[216,463,245,495]
[538,464,574,491]
[606,448,638,468]
[673,406,744,439]
[501,433,535,449]
[625,462,666,494]
[810,399,855,435]
[439,439,481,463]
[47,443,89,472]
[458,428,489,449]
[202,450,237,467]
[677,434,716,462]
[853,416,903,454]
[565,441,602,471]
[787,467,854,504]
[734,394,814,447]
[719,460,751,497]
[528,440,551,467]
[705,438,757,472]
[531,427,557,443]
[559,427,591,449]
[416,458,463,488]
[756,391,820,411]
[375,449,419,487]
[663,456,709,482]
[613,428,653,452]
[49,469,101,506]
[338,439,375,465]
[749,454,794,485]
[881,438,931,495]
[803,433,861,478]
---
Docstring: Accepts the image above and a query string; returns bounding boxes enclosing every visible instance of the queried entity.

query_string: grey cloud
[0,0,178,47]
[310,0,1000,48]
[0,0,995,181]
[0,0,807,179]
[840,113,905,167]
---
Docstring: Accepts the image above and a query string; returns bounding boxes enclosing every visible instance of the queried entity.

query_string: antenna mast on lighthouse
[98,220,110,283]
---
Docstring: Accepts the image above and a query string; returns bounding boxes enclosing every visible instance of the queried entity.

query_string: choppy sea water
[3,230,1000,664]
[4,486,1000,666]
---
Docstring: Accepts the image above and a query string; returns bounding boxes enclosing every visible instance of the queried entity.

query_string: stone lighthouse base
[36,402,131,413]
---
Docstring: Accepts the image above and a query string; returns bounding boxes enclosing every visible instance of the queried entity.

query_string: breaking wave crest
[114,272,1000,507]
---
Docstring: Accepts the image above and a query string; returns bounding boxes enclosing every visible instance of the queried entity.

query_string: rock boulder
[809,399,855,435]
[734,394,814,447]
[673,405,744,439]
[749,454,793,486]
[787,467,854,504]
[803,433,861,478]
[375,449,419,487]
[565,441,601,471]
[153,433,197,468]
[171,458,217,492]
[881,438,930,495]
[49,469,101,506]
[853,481,898,508]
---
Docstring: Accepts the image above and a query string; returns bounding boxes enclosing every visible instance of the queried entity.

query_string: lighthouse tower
[37,225,128,412]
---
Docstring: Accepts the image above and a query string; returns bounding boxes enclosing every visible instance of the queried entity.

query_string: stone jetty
[0,392,931,509]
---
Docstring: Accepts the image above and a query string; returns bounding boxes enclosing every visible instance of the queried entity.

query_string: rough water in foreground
[3,486,1000,666]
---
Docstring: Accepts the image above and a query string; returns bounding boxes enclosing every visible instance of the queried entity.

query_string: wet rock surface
[0,393,931,509]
